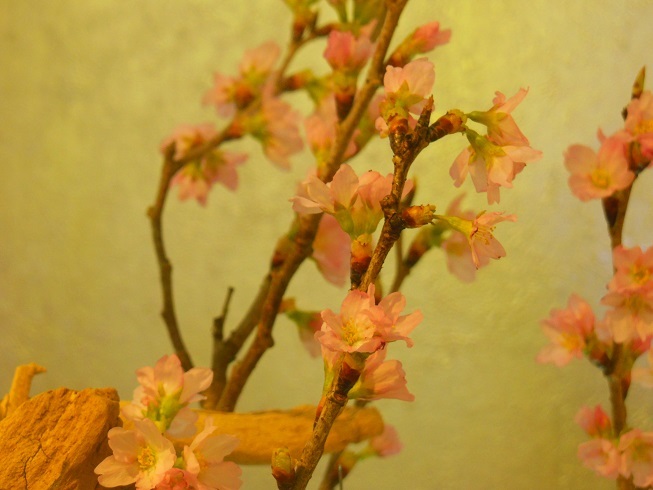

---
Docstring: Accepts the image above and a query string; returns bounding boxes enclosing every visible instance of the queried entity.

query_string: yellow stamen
[590,168,611,189]
[137,447,156,470]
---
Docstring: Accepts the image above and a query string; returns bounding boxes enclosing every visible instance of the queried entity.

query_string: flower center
[470,223,495,246]
[341,319,363,346]
[137,446,156,470]
[590,168,611,189]
[631,265,651,285]
[635,118,653,135]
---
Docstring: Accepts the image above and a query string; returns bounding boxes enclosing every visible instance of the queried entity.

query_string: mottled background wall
[2,1,653,488]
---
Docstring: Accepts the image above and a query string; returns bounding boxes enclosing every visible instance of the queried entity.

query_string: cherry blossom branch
[217,1,406,416]
[147,150,195,371]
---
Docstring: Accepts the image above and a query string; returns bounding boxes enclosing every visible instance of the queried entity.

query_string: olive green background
[2,1,653,488]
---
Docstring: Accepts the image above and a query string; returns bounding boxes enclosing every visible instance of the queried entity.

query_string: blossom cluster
[316,284,422,402]
[95,355,242,490]
[576,405,653,487]
[564,90,653,201]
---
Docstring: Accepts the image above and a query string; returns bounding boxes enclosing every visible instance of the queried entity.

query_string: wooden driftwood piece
[121,403,385,465]
[0,362,46,420]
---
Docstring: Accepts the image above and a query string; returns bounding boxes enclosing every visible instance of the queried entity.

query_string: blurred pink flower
[282,298,324,358]
[577,438,620,480]
[348,349,414,401]
[618,429,653,487]
[376,58,435,137]
[537,294,596,366]
[170,150,247,206]
[564,134,634,202]
[368,424,403,457]
[625,90,653,160]
[312,214,351,287]
[243,95,303,169]
[157,469,200,490]
[575,405,612,438]
[203,41,280,117]
[182,419,242,490]
[609,245,653,293]
[95,419,176,489]
[304,98,357,164]
[601,287,653,343]
[324,29,373,73]
[161,124,216,160]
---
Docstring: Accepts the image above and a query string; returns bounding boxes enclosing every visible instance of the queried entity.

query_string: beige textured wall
[2,1,653,488]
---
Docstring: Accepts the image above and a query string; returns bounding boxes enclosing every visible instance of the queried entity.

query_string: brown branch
[217,0,403,415]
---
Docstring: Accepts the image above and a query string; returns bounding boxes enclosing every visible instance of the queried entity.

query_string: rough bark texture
[0,387,122,490]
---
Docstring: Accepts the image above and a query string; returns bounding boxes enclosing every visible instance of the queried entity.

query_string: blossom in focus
[450,129,542,204]
[203,41,281,118]
[241,95,303,169]
[466,88,531,146]
[389,21,451,67]
[435,210,516,268]
[537,294,596,366]
[609,245,653,293]
[439,194,484,282]
[311,214,351,287]
[316,285,383,354]
[94,419,176,489]
[575,405,612,438]
[316,284,421,354]
[182,419,242,490]
[347,348,415,401]
[618,429,653,487]
[157,469,200,490]
[625,90,653,160]
[290,163,410,237]
[564,134,634,202]
[122,354,213,437]
[577,438,621,480]
[376,58,435,137]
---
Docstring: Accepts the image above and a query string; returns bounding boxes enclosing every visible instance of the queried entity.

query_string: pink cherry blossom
[122,354,213,437]
[95,419,176,489]
[161,124,217,161]
[376,58,435,137]
[183,419,242,490]
[618,429,653,487]
[373,291,423,347]
[242,95,303,169]
[170,150,247,206]
[467,88,531,146]
[440,194,484,282]
[290,163,410,237]
[304,98,357,164]
[609,245,653,293]
[577,438,621,480]
[575,405,612,438]
[324,29,373,73]
[347,349,415,401]
[451,130,542,204]
[625,90,653,160]
[564,134,634,201]
[203,42,280,117]
[388,21,450,67]
[157,468,200,490]
[537,294,596,366]
[368,424,403,457]
[436,210,517,268]
[311,214,351,287]
[317,286,384,354]
[601,287,653,343]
